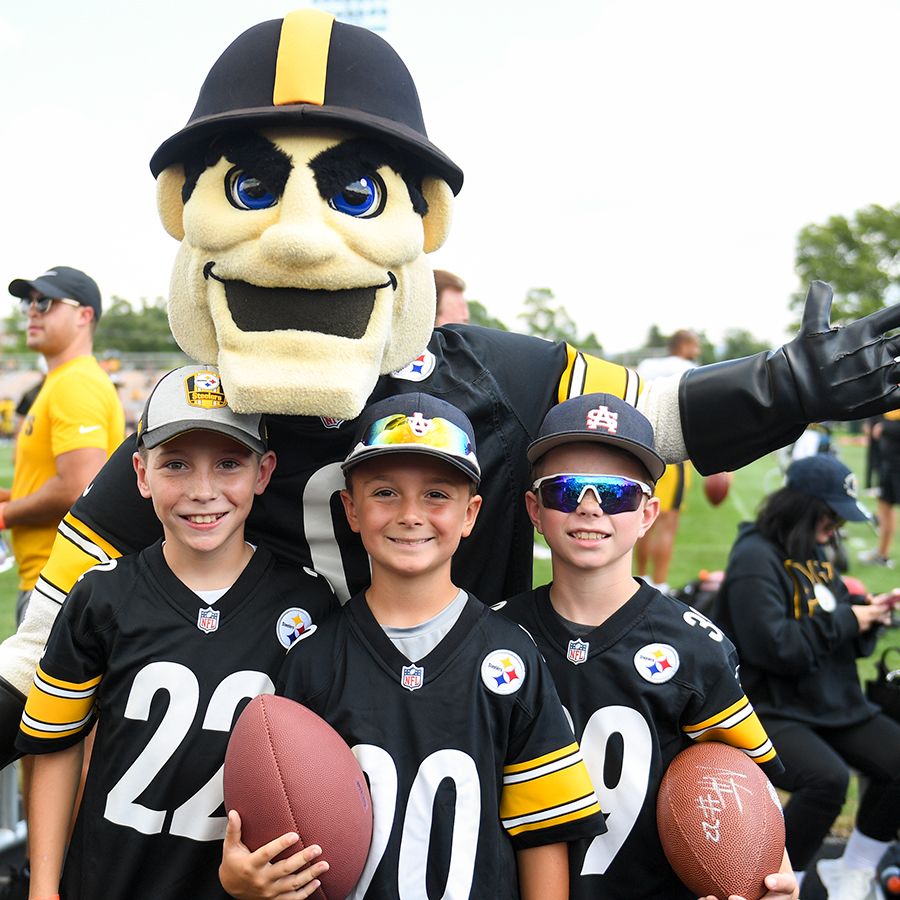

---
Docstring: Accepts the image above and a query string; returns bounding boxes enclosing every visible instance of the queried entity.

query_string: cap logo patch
[480,649,525,694]
[586,406,619,434]
[633,642,680,683]
[844,472,858,499]
[408,412,432,436]
[184,371,227,410]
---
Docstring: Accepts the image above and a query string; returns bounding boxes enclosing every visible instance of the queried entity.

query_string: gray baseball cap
[137,364,267,454]
[9,266,103,321]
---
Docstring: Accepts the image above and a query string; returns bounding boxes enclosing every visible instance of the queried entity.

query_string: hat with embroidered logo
[137,364,267,454]
[527,393,666,482]
[343,392,480,484]
[8,266,103,320]
[785,454,870,522]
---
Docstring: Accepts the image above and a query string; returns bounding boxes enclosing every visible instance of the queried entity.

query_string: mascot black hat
[150,8,462,194]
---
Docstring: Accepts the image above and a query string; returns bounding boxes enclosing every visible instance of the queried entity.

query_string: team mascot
[0,8,898,767]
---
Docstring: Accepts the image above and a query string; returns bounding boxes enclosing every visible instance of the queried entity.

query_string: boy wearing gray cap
[234,392,606,900]
[498,393,796,900]
[16,365,336,900]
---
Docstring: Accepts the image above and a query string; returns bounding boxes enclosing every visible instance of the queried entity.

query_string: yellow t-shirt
[11,356,125,590]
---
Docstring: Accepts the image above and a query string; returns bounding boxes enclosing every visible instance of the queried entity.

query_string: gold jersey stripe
[24,683,96,731]
[558,345,637,403]
[506,799,603,836]
[503,741,579,775]
[500,757,596,820]
[690,709,772,754]
[683,695,749,731]
[19,721,84,741]
[274,9,334,107]
[35,665,101,693]
[41,514,122,595]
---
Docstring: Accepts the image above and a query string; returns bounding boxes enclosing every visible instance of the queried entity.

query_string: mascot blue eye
[329,174,385,218]
[226,169,277,210]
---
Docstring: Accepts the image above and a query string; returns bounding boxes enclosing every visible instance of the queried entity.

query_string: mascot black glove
[680,281,900,473]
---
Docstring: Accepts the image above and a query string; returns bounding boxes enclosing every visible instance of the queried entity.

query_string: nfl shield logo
[567,639,589,665]
[197,607,220,634]
[401,664,424,691]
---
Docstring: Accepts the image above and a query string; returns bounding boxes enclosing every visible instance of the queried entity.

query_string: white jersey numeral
[350,745,481,899]
[104,661,274,840]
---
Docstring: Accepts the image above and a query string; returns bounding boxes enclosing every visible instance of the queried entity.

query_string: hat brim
[139,421,266,456]
[8,277,70,301]
[342,444,480,484]
[527,431,667,483]
[149,104,463,195]
[823,495,872,523]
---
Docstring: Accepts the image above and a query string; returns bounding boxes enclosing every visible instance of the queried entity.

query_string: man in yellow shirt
[0,266,124,622]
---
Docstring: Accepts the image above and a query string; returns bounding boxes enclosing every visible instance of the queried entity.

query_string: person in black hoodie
[717,455,899,899]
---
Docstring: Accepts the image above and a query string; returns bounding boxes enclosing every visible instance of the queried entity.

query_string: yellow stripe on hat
[274,9,335,107]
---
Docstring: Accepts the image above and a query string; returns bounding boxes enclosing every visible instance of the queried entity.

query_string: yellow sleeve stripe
[38,515,122,599]
[504,741,580,776]
[558,346,641,405]
[683,695,749,732]
[19,720,86,741]
[505,797,603,836]
[22,674,98,738]
[34,665,101,693]
[501,753,599,821]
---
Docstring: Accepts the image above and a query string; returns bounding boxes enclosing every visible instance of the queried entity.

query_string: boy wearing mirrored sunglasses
[497,393,797,900]
[243,392,607,900]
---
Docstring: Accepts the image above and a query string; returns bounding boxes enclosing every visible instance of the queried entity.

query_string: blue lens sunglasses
[531,473,653,514]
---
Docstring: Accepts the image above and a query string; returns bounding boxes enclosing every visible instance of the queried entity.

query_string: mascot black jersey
[16,541,337,900]
[498,581,782,900]
[277,591,606,900]
[33,327,638,615]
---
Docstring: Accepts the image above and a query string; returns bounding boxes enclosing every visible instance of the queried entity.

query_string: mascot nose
[257,218,344,266]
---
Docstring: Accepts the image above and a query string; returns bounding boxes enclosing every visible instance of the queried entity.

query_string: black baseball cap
[137,364,267,455]
[527,393,666,482]
[785,455,870,522]
[343,392,480,484]
[8,266,103,321]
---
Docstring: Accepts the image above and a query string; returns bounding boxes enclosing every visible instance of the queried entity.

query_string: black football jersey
[34,326,641,615]
[498,582,782,900]
[17,541,337,900]
[277,592,606,899]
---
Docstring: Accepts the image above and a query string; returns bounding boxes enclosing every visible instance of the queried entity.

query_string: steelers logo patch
[633,643,680,684]
[277,607,316,649]
[390,350,436,382]
[480,649,526,695]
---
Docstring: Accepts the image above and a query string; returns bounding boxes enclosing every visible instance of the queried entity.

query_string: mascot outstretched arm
[0,8,897,765]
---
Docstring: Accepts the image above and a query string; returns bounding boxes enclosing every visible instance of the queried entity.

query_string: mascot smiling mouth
[204,263,397,338]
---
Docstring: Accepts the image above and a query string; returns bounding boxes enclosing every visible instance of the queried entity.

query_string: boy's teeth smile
[390,537,432,545]
[571,531,606,541]
[186,513,225,524]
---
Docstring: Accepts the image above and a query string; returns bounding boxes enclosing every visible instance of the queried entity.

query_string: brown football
[224,694,373,899]
[703,472,732,507]
[657,742,784,900]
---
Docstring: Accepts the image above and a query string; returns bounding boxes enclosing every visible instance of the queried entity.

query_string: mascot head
[151,9,461,418]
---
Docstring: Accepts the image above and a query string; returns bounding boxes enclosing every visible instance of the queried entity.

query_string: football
[657,742,784,900]
[703,472,732,507]
[224,694,373,897]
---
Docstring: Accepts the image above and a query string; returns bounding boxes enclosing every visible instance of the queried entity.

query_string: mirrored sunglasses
[531,473,652,514]
[358,412,477,463]
[19,296,81,315]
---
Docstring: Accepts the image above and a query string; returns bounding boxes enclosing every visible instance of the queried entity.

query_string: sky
[2,0,900,355]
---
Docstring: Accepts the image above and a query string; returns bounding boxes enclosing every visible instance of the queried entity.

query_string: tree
[467,299,509,331]
[718,328,771,361]
[517,287,602,354]
[94,297,180,354]
[792,203,900,322]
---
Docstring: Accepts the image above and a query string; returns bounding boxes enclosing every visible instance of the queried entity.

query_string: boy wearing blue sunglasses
[498,393,797,900]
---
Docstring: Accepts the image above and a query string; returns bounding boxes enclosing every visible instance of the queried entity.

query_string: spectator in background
[0,266,124,624]
[433,268,470,326]
[859,409,900,567]
[634,329,701,592]
[717,455,899,897]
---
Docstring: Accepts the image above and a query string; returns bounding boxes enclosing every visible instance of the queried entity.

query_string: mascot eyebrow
[181,131,427,215]
[309,137,428,216]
